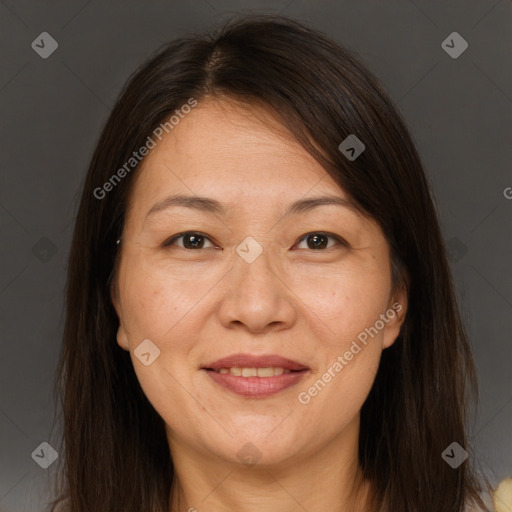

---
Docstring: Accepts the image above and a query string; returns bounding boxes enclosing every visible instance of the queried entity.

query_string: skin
[111,97,407,512]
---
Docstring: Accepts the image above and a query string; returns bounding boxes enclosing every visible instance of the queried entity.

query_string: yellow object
[493,477,512,512]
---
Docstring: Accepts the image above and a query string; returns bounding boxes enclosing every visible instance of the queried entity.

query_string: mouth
[204,367,300,376]
[201,354,310,398]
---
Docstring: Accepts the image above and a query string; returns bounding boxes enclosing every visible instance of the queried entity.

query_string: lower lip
[203,369,308,398]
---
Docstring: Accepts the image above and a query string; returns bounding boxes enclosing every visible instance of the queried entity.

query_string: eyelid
[294,231,349,250]
[163,231,349,250]
[163,231,220,249]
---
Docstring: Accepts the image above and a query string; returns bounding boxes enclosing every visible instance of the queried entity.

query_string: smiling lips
[202,353,310,398]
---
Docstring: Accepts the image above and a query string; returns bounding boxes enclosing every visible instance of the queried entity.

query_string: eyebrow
[144,193,359,223]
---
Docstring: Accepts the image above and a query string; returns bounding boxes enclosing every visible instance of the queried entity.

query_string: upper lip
[203,353,310,371]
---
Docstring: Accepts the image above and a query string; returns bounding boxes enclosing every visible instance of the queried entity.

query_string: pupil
[308,234,327,249]
[184,234,203,249]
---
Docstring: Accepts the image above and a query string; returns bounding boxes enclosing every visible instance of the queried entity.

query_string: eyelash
[162,231,349,251]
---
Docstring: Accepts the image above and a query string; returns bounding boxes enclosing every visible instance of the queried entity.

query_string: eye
[163,231,219,250]
[162,231,348,251]
[294,232,348,250]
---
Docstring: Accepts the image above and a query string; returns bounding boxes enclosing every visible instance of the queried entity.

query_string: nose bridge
[233,235,282,295]
[218,235,296,331]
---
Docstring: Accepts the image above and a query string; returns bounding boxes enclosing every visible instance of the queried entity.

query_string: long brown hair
[48,13,491,512]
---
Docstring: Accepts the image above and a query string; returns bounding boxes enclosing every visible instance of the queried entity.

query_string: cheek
[297,347,380,449]
[117,264,208,423]
[293,261,391,345]
[118,254,218,343]
[291,260,389,427]
[296,303,385,438]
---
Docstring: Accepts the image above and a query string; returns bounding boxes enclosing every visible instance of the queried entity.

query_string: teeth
[257,367,275,377]
[215,367,292,377]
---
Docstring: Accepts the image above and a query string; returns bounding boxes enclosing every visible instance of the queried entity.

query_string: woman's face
[112,97,406,468]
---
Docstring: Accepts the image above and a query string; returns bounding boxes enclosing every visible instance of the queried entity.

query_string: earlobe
[116,325,130,351]
[382,289,408,349]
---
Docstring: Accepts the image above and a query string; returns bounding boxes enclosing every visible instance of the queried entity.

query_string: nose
[217,245,298,334]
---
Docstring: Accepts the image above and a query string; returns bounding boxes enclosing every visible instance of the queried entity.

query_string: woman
[49,13,492,512]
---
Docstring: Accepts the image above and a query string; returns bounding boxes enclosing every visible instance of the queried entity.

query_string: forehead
[125,97,350,223]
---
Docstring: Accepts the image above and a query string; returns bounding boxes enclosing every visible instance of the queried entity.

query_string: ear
[115,324,130,351]
[382,285,408,350]
[110,276,130,351]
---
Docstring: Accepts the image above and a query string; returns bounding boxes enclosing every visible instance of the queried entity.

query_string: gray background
[0,1,511,510]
